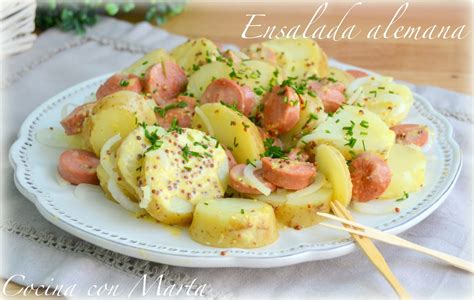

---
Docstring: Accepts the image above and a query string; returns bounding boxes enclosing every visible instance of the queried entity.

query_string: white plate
[9,63,462,268]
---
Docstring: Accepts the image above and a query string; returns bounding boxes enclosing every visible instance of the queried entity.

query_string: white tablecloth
[2,18,473,299]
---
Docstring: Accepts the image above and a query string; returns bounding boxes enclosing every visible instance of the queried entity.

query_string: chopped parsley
[345,137,357,148]
[246,159,256,167]
[139,122,163,153]
[119,79,129,87]
[240,209,245,214]
[396,191,409,202]
[261,138,286,158]
[220,101,240,113]
[141,60,149,65]
[360,120,369,128]
[181,144,203,162]
[168,118,183,134]
[154,101,188,117]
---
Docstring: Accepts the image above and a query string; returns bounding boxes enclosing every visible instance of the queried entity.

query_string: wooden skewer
[318,207,474,274]
[328,201,411,299]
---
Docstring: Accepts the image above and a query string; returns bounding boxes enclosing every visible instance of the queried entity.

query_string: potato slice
[171,38,221,75]
[315,144,352,206]
[275,188,332,229]
[116,125,167,198]
[123,49,172,77]
[328,67,355,85]
[192,103,264,163]
[303,105,395,159]
[186,61,232,99]
[380,144,427,199]
[346,76,414,126]
[82,91,156,156]
[244,38,329,80]
[280,92,327,148]
[189,198,278,248]
[139,128,228,225]
[236,60,281,109]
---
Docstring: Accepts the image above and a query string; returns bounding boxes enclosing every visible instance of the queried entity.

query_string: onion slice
[100,134,121,179]
[194,106,214,136]
[36,127,82,148]
[243,161,271,196]
[108,179,144,213]
[286,173,326,201]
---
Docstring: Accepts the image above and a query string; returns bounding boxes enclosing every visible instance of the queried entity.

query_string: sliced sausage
[201,78,256,116]
[349,152,392,202]
[308,80,346,113]
[60,102,95,135]
[390,124,429,147]
[96,74,142,100]
[287,148,310,162]
[58,149,100,185]
[144,61,188,105]
[155,95,196,129]
[346,69,369,78]
[261,157,316,190]
[262,85,300,135]
[228,164,276,195]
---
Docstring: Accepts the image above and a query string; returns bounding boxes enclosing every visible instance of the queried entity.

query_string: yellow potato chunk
[139,128,228,225]
[380,144,427,199]
[192,103,264,163]
[116,125,167,198]
[328,67,355,85]
[275,188,332,229]
[186,61,232,99]
[189,198,278,248]
[82,91,156,156]
[346,76,414,126]
[303,105,395,159]
[315,144,352,206]
[171,38,221,75]
[255,185,332,229]
[280,92,327,148]
[243,38,329,80]
[123,49,172,77]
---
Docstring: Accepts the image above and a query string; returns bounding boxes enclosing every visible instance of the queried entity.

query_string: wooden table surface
[2,0,472,298]
[158,1,473,94]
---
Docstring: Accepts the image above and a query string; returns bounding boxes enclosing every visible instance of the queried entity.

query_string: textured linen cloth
[1,18,473,299]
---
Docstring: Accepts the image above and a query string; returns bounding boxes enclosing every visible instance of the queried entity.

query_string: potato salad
[56,38,429,249]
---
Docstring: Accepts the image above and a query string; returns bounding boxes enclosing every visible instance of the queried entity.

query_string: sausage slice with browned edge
[144,61,188,105]
[261,157,316,190]
[155,95,196,129]
[346,69,369,78]
[262,85,300,135]
[308,80,346,113]
[58,149,100,185]
[96,74,142,100]
[391,124,429,147]
[60,102,95,135]
[228,164,276,195]
[349,152,391,202]
[201,78,256,116]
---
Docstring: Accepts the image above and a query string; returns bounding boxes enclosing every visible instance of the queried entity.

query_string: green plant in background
[35,0,186,35]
